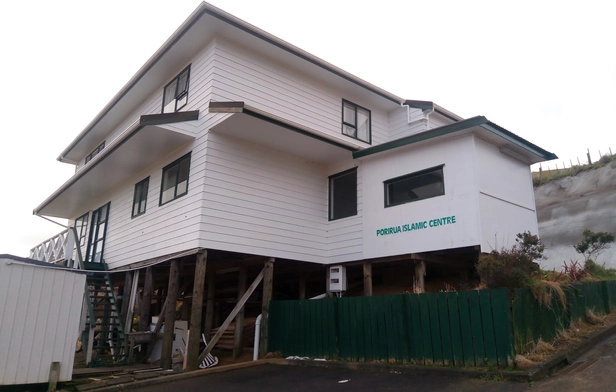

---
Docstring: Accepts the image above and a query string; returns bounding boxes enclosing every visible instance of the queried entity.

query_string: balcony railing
[30,228,81,268]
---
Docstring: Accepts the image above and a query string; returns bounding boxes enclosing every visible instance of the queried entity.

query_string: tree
[574,229,615,263]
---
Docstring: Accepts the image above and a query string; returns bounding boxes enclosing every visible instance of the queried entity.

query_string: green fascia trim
[480,122,558,161]
[353,116,557,161]
[139,110,200,127]
[353,116,488,159]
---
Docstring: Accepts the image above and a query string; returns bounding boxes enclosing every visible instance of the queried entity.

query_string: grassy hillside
[533,154,616,187]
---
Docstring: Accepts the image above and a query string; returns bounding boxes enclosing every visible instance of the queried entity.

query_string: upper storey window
[85,141,105,164]
[162,65,191,113]
[342,100,371,144]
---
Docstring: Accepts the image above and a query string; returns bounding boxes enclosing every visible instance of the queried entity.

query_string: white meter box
[329,265,347,292]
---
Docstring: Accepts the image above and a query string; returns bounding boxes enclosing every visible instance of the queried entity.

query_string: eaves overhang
[209,102,357,164]
[35,111,200,219]
[58,2,405,164]
[353,115,558,164]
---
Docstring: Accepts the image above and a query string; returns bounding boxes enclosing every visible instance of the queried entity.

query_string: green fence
[269,288,514,368]
[269,281,616,368]
[512,280,616,353]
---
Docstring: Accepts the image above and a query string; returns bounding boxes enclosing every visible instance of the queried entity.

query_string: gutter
[58,2,404,162]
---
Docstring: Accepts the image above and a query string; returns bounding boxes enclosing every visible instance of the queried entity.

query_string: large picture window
[384,165,445,207]
[160,153,191,205]
[162,65,190,113]
[329,168,357,220]
[132,177,150,217]
[342,100,371,144]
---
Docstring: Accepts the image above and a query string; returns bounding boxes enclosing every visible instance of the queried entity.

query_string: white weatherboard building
[27,1,556,368]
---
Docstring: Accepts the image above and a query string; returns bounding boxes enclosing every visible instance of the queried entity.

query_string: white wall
[360,135,482,259]
[199,132,329,263]
[474,136,538,252]
[0,259,85,384]
[210,39,391,146]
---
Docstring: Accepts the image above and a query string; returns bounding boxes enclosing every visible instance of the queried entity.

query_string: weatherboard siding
[199,132,329,263]
[210,39,390,147]
[76,41,217,169]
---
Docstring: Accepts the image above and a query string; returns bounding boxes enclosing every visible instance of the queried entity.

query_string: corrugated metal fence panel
[269,288,514,368]
[0,259,86,385]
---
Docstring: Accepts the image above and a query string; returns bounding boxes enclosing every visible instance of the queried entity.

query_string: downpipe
[253,314,262,361]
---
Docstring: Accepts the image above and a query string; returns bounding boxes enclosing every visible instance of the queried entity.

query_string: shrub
[574,229,614,263]
[476,232,542,289]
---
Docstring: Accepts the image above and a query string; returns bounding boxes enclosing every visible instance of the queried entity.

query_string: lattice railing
[30,228,80,267]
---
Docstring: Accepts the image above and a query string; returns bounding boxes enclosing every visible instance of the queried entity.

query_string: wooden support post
[125,271,140,333]
[363,262,372,297]
[47,361,60,392]
[415,260,426,293]
[120,271,134,325]
[186,251,207,371]
[198,269,264,364]
[233,266,248,360]
[298,274,306,300]
[204,273,216,337]
[325,267,331,298]
[259,258,274,358]
[139,267,153,332]
[160,260,179,369]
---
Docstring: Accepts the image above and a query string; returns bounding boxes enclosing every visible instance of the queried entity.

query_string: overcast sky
[0,0,614,257]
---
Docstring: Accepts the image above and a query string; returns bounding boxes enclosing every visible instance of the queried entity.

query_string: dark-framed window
[132,177,150,217]
[160,153,191,205]
[329,168,357,221]
[85,141,105,164]
[73,212,89,247]
[162,65,191,113]
[342,99,371,144]
[384,165,445,207]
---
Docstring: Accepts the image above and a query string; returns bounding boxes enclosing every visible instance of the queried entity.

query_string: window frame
[131,177,150,218]
[341,99,372,144]
[328,167,358,221]
[383,165,445,208]
[159,152,192,206]
[162,65,191,114]
[85,141,105,164]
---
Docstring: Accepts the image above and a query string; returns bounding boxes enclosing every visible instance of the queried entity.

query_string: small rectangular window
[74,212,89,247]
[384,165,445,207]
[162,65,191,113]
[341,100,371,144]
[329,168,357,220]
[132,177,150,217]
[85,141,105,164]
[160,153,191,205]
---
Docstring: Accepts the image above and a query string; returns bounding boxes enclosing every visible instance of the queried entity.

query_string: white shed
[0,255,86,385]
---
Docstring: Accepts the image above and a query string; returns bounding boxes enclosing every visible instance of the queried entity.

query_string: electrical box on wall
[328,265,347,292]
